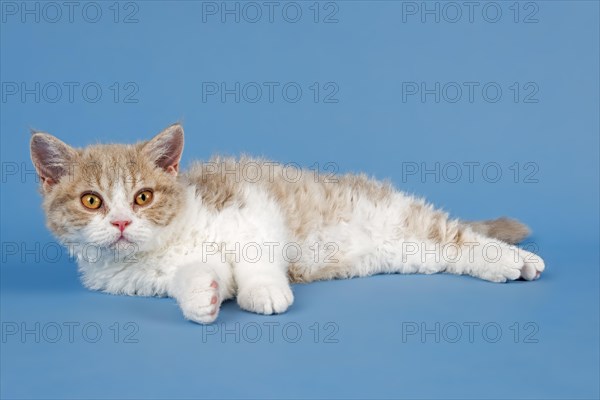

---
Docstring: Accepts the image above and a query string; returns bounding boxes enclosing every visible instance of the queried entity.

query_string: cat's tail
[465,217,531,244]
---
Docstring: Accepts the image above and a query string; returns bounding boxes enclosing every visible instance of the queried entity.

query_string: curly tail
[465,217,531,244]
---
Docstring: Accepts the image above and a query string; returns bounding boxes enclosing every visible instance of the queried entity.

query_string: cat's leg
[385,197,545,282]
[323,197,545,283]
[453,237,546,282]
[170,255,234,324]
[399,231,545,283]
[233,245,294,315]
[224,188,294,315]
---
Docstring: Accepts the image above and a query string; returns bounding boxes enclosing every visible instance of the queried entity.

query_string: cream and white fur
[30,124,545,324]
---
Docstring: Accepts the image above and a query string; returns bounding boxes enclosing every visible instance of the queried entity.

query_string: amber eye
[81,193,102,210]
[134,190,153,206]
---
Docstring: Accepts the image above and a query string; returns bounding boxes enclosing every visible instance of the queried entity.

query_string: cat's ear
[143,124,184,176]
[30,132,77,192]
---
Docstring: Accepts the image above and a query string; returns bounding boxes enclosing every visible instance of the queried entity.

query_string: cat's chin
[107,236,157,256]
[107,237,140,257]
[87,241,140,264]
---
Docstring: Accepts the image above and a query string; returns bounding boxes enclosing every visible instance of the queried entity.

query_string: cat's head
[30,124,186,258]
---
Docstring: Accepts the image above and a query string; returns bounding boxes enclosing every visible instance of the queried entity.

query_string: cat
[30,123,545,324]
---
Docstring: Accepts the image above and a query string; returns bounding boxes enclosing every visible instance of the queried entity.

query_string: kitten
[30,124,545,324]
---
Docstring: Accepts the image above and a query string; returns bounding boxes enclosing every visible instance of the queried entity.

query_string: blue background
[1,1,599,398]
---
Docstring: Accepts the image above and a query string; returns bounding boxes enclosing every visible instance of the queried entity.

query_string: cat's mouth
[109,234,133,248]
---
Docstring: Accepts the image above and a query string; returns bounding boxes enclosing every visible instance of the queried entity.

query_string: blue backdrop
[1,1,598,399]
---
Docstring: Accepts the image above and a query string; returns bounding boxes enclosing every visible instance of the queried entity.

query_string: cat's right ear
[30,132,77,192]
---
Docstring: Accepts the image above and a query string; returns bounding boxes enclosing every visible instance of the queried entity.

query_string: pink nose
[111,220,131,232]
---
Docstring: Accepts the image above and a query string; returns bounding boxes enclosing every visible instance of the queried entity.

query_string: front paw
[176,277,221,324]
[237,284,293,315]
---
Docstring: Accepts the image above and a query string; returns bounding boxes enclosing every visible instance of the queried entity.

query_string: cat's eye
[81,193,102,210]
[134,190,153,206]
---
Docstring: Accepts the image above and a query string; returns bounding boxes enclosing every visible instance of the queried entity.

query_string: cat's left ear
[143,124,184,176]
